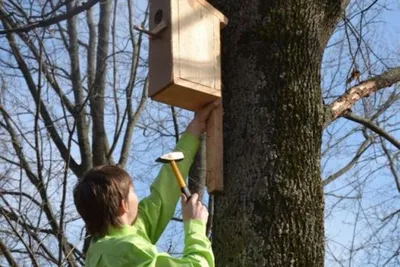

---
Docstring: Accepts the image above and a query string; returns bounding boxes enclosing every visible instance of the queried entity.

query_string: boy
[73,100,220,266]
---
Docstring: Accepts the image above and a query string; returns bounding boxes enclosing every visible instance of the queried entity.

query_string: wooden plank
[171,0,180,81]
[213,15,221,91]
[206,103,223,194]
[178,0,215,89]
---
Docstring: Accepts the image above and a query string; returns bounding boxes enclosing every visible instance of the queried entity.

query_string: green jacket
[85,133,214,267]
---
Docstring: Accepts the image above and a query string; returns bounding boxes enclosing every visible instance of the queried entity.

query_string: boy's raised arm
[135,131,200,243]
[134,99,220,244]
[119,219,214,267]
[151,219,214,266]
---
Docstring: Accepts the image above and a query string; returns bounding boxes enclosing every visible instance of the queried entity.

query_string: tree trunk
[209,1,342,266]
[188,135,206,200]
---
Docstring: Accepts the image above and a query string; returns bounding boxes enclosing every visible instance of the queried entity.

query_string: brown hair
[73,165,132,238]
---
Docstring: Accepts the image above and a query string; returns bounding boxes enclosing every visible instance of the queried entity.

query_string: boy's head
[73,165,138,238]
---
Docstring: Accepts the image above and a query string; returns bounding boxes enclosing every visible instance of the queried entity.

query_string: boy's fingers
[189,193,199,205]
[181,194,187,205]
[196,99,221,121]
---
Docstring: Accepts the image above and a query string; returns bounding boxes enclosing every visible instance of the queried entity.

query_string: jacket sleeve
[150,220,214,267]
[135,132,200,244]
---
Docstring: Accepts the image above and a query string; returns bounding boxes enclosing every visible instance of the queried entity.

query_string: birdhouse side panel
[213,15,221,91]
[149,0,173,97]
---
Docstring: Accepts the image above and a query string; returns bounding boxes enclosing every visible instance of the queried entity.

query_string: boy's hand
[186,99,221,137]
[181,193,209,224]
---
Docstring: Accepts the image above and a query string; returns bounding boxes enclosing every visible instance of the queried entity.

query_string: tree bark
[208,0,342,266]
[188,135,207,199]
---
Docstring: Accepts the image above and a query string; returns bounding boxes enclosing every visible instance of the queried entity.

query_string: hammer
[156,151,191,199]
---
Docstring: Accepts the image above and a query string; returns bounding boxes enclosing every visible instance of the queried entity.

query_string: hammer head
[156,151,184,163]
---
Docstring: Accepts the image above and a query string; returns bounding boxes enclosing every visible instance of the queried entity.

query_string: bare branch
[1,191,42,207]
[0,0,100,34]
[118,78,148,167]
[114,2,149,167]
[1,106,78,266]
[381,208,400,222]
[0,11,82,176]
[0,206,53,235]
[1,208,39,267]
[344,112,400,150]
[109,0,120,165]
[91,0,112,166]
[86,7,96,91]
[171,106,180,144]
[323,136,371,186]
[66,0,92,172]
[0,13,75,113]
[0,238,18,267]
[380,138,400,193]
[325,66,400,126]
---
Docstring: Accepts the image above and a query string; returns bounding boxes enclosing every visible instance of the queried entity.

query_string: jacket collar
[106,224,136,237]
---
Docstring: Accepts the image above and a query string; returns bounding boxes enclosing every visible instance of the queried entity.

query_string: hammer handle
[181,187,192,199]
[170,161,191,198]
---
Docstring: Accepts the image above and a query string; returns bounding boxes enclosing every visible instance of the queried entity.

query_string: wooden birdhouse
[148,0,228,111]
[137,0,227,194]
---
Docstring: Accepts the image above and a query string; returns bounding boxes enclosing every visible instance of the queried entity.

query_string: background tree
[0,1,203,266]
[0,0,399,266]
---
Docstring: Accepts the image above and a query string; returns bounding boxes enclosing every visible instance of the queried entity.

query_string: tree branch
[1,190,42,207]
[91,0,112,166]
[0,11,82,176]
[171,106,180,144]
[324,66,400,126]
[86,7,96,93]
[323,136,371,186]
[0,238,18,267]
[380,138,400,193]
[115,3,148,167]
[0,13,75,113]
[0,206,53,235]
[0,0,100,34]
[1,207,39,267]
[1,105,77,266]
[344,112,400,150]
[118,77,148,167]
[381,208,400,222]
[109,0,119,165]
[66,0,92,172]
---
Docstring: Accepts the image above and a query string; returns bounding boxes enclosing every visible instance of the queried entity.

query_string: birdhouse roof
[197,0,228,28]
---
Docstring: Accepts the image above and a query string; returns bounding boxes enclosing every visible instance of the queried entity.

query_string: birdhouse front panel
[148,0,227,112]
[177,0,219,89]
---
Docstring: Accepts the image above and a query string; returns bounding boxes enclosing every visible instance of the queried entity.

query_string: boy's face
[126,186,139,225]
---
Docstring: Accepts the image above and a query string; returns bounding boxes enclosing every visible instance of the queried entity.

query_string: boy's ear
[119,199,129,215]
